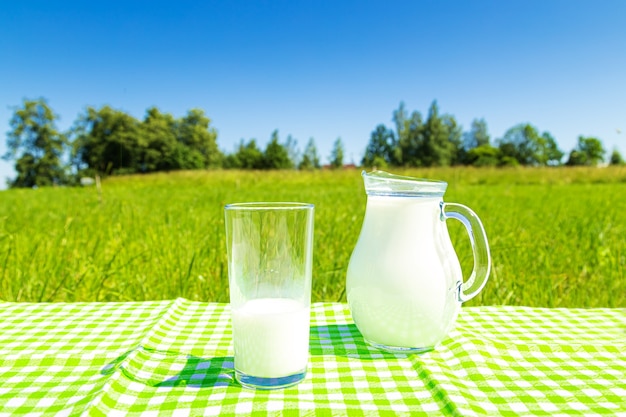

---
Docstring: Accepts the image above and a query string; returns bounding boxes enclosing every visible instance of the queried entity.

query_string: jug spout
[362,170,447,197]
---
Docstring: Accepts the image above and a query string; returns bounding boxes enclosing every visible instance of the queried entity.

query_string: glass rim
[225,202,314,211]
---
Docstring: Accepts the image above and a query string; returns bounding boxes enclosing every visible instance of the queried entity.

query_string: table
[0,300,624,416]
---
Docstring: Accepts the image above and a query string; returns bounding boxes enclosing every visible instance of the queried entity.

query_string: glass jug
[346,170,491,353]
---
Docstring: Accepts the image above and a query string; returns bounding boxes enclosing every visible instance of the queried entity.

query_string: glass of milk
[224,202,314,389]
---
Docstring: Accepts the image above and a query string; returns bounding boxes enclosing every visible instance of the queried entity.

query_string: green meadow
[1,167,625,307]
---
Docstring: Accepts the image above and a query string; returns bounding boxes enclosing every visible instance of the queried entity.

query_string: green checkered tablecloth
[0,300,624,416]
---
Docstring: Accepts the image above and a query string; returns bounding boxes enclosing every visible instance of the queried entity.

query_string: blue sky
[1,0,625,187]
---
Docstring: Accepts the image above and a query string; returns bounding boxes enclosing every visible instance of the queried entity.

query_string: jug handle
[441,202,491,303]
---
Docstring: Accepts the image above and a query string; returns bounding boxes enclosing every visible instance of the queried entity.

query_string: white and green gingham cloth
[0,300,624,416]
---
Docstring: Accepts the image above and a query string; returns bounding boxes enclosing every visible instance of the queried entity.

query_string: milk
[232,298,310,378]
[346,196,462,350]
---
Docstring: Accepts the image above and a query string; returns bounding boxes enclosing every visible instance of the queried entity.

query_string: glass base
[366,339,435,354]
[235,369,306,390]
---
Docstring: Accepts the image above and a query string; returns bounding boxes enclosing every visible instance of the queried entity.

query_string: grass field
[1,167,625,307]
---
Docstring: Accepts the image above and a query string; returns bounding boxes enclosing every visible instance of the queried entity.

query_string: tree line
[3,98,624,188]
[363,101,623,169]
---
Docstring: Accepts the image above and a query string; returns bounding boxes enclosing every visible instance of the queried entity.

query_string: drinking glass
[224,202,314,389]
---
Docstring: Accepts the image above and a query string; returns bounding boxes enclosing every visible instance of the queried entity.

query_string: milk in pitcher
[347,195,462,351]
[346,170,491,353]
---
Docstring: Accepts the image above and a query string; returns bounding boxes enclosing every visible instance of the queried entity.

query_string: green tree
[609,148,624,165]
[4,98,68,187]
[540,132,564,166]
[362,124,396,167]
[175,108,221,168]
[463,118,491,149]
[71,106,141,175]
[141,107,181,172]
[566,136,606,166]
[392,101,460,167]
[460,119,492,165]
[442,113,463,165]
[329,137,344,169]
[263,130,293,169]
[284,134,299,168]
[298,137,320,170]
[393,102,408,142]
[224,139,264,169]
[497,124,563,166]
[420,101,458,166]
[393,102,424,166]
[466,145,501,167]
[72,106,221,175]
[222,147,241,169]
[497,124,536,165]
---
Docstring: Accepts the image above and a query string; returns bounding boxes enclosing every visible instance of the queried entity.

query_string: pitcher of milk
[346,170,491,353]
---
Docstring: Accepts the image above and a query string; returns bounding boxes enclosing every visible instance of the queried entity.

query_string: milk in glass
[232,298,310,378]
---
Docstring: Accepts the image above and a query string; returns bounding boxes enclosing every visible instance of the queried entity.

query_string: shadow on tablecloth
[102,346,237,389]
[310,324,408,359]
